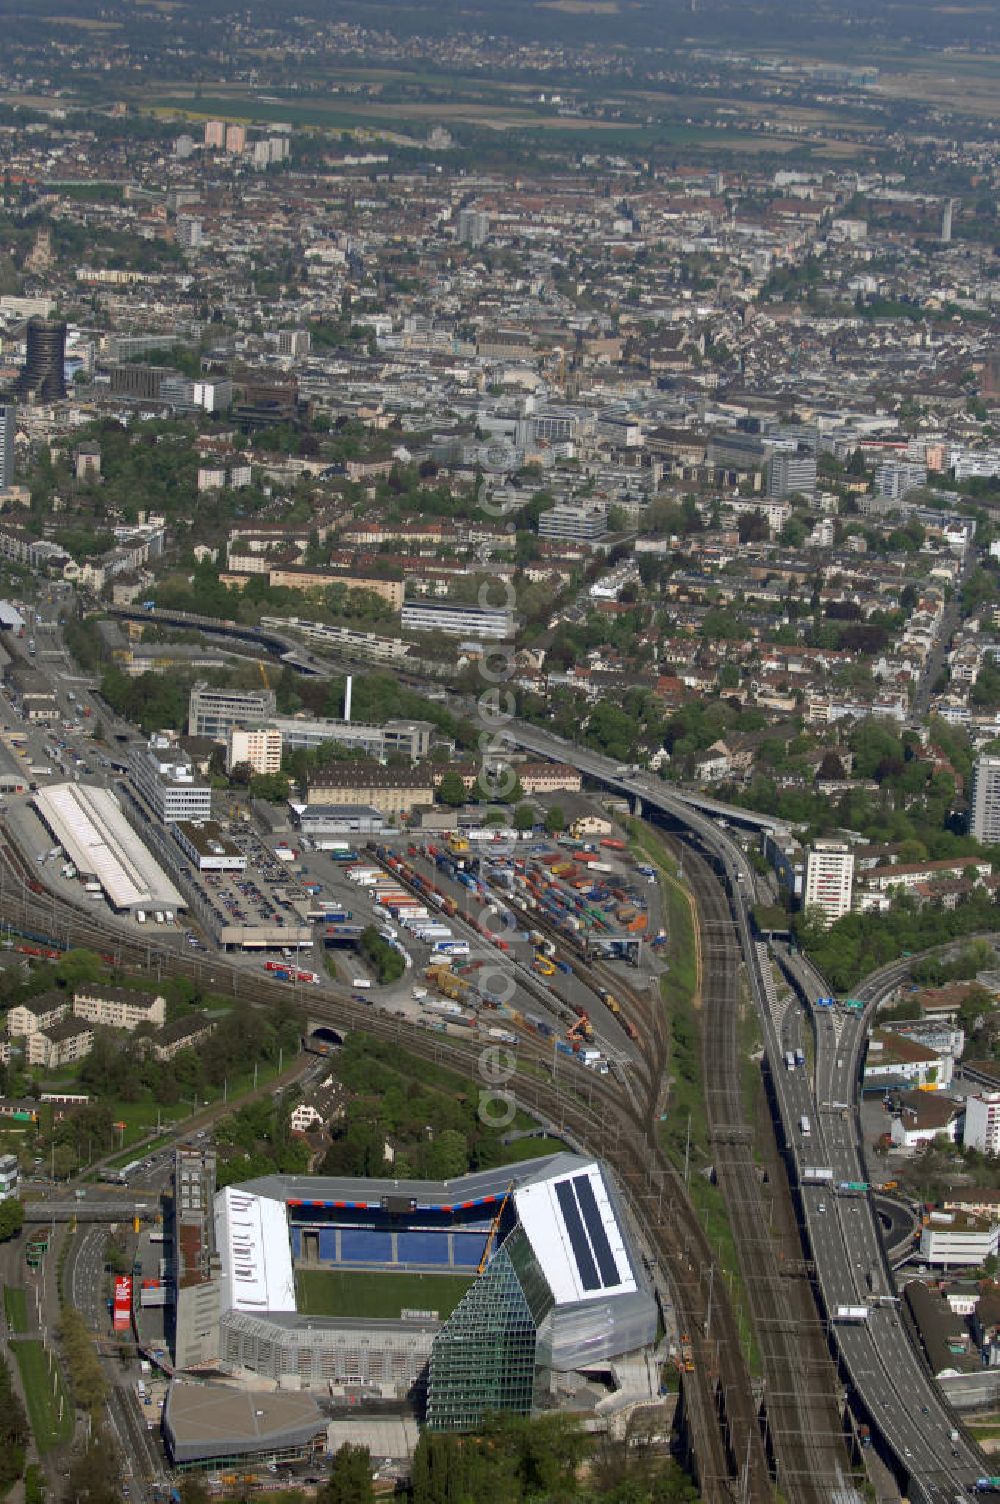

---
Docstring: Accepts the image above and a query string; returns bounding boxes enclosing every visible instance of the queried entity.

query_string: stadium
[170,1148,658,1437]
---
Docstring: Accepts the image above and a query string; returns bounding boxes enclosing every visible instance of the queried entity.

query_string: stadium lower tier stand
[289,1224,490,1270]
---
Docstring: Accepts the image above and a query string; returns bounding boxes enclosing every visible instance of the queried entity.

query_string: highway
[503,721,986,1503]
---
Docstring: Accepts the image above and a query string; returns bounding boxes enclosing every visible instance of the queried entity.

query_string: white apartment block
[970,754,1000,846]
[0,1153,19,1200]
[803,840,854,927]
[27,1018,93,1069]
[72,986,166,1032]
[964,1092,1000,1156]
[227,725,282,776]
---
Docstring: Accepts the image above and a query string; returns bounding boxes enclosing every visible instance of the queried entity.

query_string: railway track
[671,831,853,1504]
[0,829,770,1502]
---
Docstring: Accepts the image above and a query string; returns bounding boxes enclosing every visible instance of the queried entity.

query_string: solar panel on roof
[554,1178,600,1291]
[572,1173,620,1288]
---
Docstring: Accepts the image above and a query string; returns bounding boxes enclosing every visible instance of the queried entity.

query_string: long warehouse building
[33,782,185,915]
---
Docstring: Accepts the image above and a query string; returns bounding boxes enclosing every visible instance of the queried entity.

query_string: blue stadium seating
[397,1232,450,1266]
[340,1230,394,1264]
[317,1229,340,1263]
[290,1228,302,1258]
[452,1235,489,1266]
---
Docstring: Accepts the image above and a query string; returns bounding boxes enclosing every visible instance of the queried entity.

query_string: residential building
[227,726,282,776]
[803,840,854,926]
[7,993,69,1037]
[0,1153,18,1200]
[305,762,434,816]
[970,755,1000,845]
[890,1091,963,1150]
[151,1015,216,1063]
[964,1092,1000,1156]
[204,120,225,148]
[27,1017,94,1069]
[131,737,212,825]
[0,402,15,491]
[72,986,166,1032]
[400,600,514,640]
[188,683,277,740]
[457,208,489,246]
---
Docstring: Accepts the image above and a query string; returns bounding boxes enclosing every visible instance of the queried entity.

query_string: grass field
[296,1269,473,1321]
[9,1340,72,1453]
[3,1285,28,1334]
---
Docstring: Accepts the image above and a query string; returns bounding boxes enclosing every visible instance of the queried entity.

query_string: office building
[803,839,854,926]
[188,683,277,740]
[227,725,282,776]
[919,1212,998,1268]
[964,1093,1000,1156]
[17,317,67,402]
[0,402,14,491]
[970,755,1000,845]
[173,820,247,874]
[767,452,817,501]
[131,736,212,825]
[538,503,608,543]
[304,762,434,816]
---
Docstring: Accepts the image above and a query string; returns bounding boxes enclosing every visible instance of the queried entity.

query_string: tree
[0,1198,23,1241]
[321,1443,374,1504]
[544,805,566,835]
[513,803,535,832]
[437,770,466,807]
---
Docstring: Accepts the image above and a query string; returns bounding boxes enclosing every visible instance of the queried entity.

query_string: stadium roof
[215,1187,296,1316]
[514,1160,637,1306]
[33,783,183,913]
[238,1153,582,1210]
[163,1381,324,1464]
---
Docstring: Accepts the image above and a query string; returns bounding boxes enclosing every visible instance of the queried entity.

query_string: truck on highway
[785,1050,795,1071]
[794,1047,806,1067]
[832,1305,869,1323]
[799,1115,811,1136]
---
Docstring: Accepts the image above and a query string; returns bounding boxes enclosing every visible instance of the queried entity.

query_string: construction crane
[478,1183,514,1274]
[258,660,270,688]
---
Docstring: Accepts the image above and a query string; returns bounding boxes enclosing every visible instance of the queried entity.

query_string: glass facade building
[426,1228,554,1431]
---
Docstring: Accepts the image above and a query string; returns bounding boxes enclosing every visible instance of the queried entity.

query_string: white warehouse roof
[33,783,184,913]
[514,1161,637,1306]
[215,1187,296,1316]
